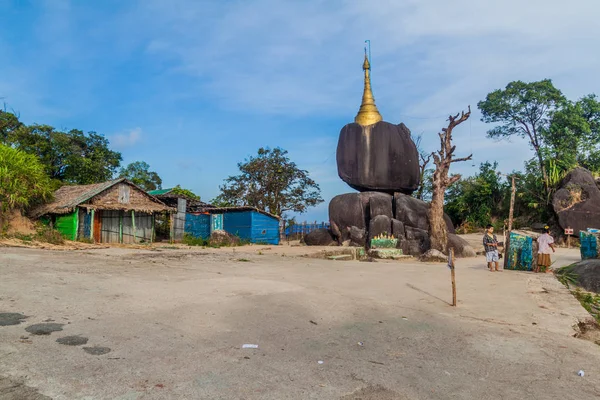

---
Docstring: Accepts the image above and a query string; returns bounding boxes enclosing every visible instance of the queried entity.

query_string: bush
[36,226,64,245]
[0,144,53,227]
[182,233,208,246]
[9,225,64,245]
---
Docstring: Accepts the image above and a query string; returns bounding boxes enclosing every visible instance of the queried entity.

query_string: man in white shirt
[536,226,555,272]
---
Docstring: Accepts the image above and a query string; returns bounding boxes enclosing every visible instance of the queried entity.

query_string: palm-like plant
[0,144,53,222]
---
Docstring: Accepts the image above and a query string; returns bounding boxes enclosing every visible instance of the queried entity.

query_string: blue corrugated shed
[185,213,211,238]
[250,211,279,244]
[223,211,252,241]
[183,209,279,245]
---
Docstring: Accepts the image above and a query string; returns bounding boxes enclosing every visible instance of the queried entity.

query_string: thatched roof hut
[32,178,174,243]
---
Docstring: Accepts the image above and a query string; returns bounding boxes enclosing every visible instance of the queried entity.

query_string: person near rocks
[535,226,555,272]
[483,224,501,272]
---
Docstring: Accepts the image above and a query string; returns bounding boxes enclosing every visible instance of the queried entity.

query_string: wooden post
[90,209,95,240]
[151,214,155,243]
[449,247,457,307]
[504,176,516,269]
[131,210,137,244]
[74,207,79,241]
[169,212,174,244]
[508,176,516,232]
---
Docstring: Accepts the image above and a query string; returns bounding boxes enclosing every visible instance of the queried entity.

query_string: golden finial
[354,50,383,126]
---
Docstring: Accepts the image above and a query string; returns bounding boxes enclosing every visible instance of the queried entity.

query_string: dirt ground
[1,242,599,399]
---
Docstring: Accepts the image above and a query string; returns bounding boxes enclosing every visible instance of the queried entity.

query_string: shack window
[118,185,130,204]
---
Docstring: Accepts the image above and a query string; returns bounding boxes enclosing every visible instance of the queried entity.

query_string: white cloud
[3,0,600,222]
[128,0,600,117]
[111,127,142,148]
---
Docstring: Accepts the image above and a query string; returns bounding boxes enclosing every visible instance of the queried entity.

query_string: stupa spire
[354,49,383,126]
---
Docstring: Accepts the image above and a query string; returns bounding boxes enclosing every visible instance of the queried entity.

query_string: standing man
[483,224,500,272]
[536,226,555,272]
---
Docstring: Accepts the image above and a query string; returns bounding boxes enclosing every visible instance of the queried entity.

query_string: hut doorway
[93,211,102,243]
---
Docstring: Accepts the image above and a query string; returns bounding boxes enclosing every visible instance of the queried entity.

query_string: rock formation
[553,167,600,233]
[306,52,475,258]
[302,228,337,246]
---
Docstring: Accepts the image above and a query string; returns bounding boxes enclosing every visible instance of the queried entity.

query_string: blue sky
[1,0,599,221]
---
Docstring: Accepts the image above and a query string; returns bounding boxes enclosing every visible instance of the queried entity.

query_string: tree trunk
[534,146,549,195]
[428,173,448,253]
[428,106,472,254]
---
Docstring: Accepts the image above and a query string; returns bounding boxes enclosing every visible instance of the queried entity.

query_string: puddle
[0,312,28,326]
[57,335,89,346]
[83,346,111,355]
[25,323,64,335]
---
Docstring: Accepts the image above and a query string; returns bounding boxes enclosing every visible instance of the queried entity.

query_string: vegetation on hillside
[0,143,53,228]
[420,79,600,231]
[0,109,165,216]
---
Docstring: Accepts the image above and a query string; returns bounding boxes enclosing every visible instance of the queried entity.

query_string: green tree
[417,169,433,201]
[170,185,200,201]
[445,162,508,228]
[0,110,23,143]
[0,143,53,227]
[212,147,323,216]
[119,161,163,191]
[478,80,566,191]
[547,94,600,173]
[6,125,122,184]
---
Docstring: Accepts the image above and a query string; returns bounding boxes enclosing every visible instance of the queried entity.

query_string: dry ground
[1,243,599,399]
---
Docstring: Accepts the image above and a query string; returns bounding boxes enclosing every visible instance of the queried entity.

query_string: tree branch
[450,154,473,163]
[447,175,461,186]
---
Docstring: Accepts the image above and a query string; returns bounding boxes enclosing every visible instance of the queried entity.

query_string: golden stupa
[354,53,383,126]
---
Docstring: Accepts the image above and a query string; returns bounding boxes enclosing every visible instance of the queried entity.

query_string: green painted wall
[55,210,78,241]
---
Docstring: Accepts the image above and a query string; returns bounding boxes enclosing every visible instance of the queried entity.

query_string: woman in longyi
[536,226,555,272]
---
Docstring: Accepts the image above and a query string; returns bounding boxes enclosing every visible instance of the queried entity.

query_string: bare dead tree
[428,106,473,253]
[412,133,432,200]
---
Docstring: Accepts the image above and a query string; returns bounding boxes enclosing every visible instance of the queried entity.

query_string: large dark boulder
[329,193,365,242]
[303,229,337,246]
[391,218,406,238]
[393,193,455,233]
[337,121,420,194]
[329,192,392,243]
[369,194,393,219]
[569,260,600,294]
[405,226,431,255]
[553,167,600,233]
[348,226,367,247]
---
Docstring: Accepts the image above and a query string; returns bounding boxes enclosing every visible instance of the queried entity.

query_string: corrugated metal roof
[147,188,173,196]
